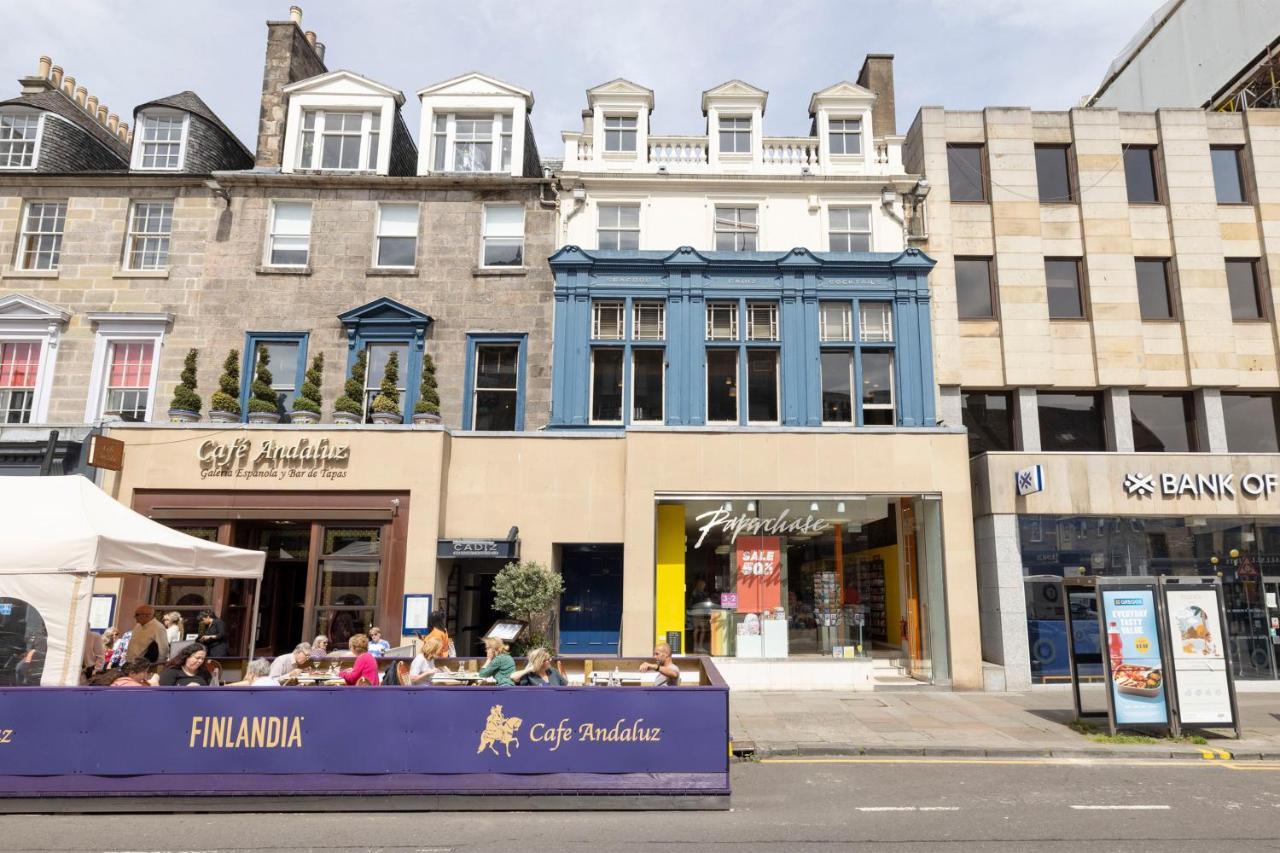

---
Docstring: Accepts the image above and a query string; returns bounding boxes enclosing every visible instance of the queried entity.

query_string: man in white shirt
[125,604,169,665]
[269,642,312,679]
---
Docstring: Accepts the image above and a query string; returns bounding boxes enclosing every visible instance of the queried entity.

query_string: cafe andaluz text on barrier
[196,437,351,482]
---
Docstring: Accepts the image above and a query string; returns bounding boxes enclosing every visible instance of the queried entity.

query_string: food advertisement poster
[1101,589,1168,727]
[1165,588,1233,726]
[735,536,781,614]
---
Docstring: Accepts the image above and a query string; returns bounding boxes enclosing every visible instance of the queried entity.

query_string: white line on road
[1070,805,1171,810]
[857,806,961,812]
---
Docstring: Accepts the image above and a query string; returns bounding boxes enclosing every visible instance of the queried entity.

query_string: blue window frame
[241,331,308,421]
[337,298,432,425]
[588,298,667,426]
[463,333,528,431]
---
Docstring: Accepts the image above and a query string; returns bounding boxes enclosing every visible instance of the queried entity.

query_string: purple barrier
[0,684,730,798]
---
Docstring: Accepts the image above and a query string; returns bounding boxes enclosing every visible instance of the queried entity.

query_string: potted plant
[492,560,565,656]
[246,346,281,424]
[332,347,366,425]
[167,349,202,423]
[369,350,402,424]
[289,351,323,425]
[412,351,441,425]
[209,349,242,424]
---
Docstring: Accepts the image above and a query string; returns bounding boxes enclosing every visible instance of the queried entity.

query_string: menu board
[1101,589,1169,727]
[1164,588,1234,726]
[735,536,781,613]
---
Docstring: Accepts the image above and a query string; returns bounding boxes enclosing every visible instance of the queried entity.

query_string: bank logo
[478,704,523,758]
[1124,473,1156,496]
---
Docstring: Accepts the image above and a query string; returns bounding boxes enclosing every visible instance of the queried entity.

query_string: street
[2,757,1279,852]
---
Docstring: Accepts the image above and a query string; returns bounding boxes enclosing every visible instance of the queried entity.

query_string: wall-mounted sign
[437,538,520,560]
[1101,589,1169,727]
[1164,588,1233,726]
[693,506,830,549]
[197,437,350,482]
[1016,464,1045,496]
[1123,471,1279,499]
[87,435,124,471]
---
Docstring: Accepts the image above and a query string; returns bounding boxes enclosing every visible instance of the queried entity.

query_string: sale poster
[735,536,781,614]
[1165,588,1233,726]
[1101,589,1168,727]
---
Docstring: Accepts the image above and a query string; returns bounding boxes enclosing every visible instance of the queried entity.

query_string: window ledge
[112,268,169,279]
[256,265,313,276]
[367,267,418,277]
[472,266,528,277]
[1,267,58,279]
[1231,318,1272,324]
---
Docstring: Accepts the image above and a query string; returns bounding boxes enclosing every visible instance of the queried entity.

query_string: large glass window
[1211,146,1247,204]
[961,390,1014,456]
[0,110,40,169]
[1222,393,1280,453]
[747,350,778,423]
[1038,392,1105,451]
[1124,146,1160,203]
[298,110,379,171]
[821,352,853,424]
[955,257,995,319]
[18,201,66,271]
[374,204,418,268]
[481,204,524,267]
[946,144,986,202]
[124,201,173,271]
[1045,258,1085,319]
[266,201,311,267]
[828,207,871,252]
[603,115,637,153]
[632,349,664,423]
[362,343,407,422]
[719,117,752,154]
[1135,258,1174,320]
[861,352,894,426]
[472,344,519,430]
[1130,392,1197,453]
[430,113,514,174]
[828,118,862,155]
[0,341,39,424]
[706,349,738,423]
[315,526,382,650]
[1226,259,1265,320]
[590,348,624,423]
[1035,145,1074,203]
[598,203,640,250]
[714,206,757,251]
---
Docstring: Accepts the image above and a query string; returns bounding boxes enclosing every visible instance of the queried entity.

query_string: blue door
[559,545,623,654]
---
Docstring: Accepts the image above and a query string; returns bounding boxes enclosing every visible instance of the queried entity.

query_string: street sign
[87,435,124,471]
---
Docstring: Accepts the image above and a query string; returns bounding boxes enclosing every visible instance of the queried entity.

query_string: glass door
[1264,579,1280,675]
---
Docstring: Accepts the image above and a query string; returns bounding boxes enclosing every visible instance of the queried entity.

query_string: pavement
[730,685,1280,760]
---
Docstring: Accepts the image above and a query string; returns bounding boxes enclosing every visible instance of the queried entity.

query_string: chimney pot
[74,86,87,108]
[62,75,75,97]
[107,113,119,132]
[37,56,51,79]
[96,105,108,124]
[305,30,316,46]
[50,65,63,88]
[117,123,129,142]
[289,5,302,24]
[86,94,98,114]
[315,42,325,63]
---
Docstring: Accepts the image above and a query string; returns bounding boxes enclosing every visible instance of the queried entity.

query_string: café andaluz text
[197,437,351,481]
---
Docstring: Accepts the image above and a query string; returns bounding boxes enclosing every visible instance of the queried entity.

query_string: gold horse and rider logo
[478,704,523,758]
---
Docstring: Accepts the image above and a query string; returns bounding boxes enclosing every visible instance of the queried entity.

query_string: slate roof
[135,91,253,162]
[0,89,129,165]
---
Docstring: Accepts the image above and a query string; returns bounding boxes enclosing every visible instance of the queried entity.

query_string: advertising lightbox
[1101,589,1169,727]
[1164,588,1234,726]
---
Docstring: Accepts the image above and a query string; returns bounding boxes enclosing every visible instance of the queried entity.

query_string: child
[367,626,391,657]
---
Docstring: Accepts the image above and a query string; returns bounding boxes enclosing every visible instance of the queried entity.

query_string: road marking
[1201,749,1234,760]
[1070,805,1171,810]
[761,757,1221,768]
[857,806,961,812]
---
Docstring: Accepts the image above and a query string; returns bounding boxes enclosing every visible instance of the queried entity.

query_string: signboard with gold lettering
[87,435,124,471]
[197,437,350,482]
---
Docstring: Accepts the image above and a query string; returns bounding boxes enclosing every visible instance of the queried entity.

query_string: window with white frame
[828,118,862,155]
[297,109,380,171]
[861,351,895,425]
[706,302,739,340]
[17,201,66,271]
[0,109,41,169]
[597,203,640,250]
[829,206,871,252]
[819,301,852,341]
[592,301,624,340]
[0,341,39,423]
[633,302,665,340]
[714,206,757,251]
[102,340,155,422]
[859,301,893,343]
[266,201,312,267]
[481,204,524,267]
[432,113,513,173]
[719,117,751,154]
[134,111,187,170]
[604,115,637,152]
[746,302,778,341]
[124,201,173,271]
[374,203,418,268]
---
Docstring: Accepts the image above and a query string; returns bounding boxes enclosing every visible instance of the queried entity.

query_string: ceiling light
[837,502,845,513]
[809,502,819,512]
[747,501,756,512]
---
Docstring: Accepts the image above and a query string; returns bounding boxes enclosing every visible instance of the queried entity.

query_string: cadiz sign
[197,437,350,481]
[1123,471,1279,499]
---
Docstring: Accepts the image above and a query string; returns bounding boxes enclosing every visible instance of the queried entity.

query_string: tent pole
[245,576,262,666]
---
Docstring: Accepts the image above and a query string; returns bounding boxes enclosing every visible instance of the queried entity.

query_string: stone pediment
[338,297,432,328]
[417,72,533,109]
[808,81,876,115]
[0,293,70,325]
[701,80,768,114]
[284,70,405,105]
[586,78,654,108]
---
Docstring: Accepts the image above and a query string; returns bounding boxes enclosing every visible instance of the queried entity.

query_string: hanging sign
[1015,464,1044,496]
[735,536,781,614]
[1164,588,1233,726]
[1101,589,1169,727]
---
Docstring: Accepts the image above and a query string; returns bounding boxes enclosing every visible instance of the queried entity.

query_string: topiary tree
[492,560,565,654]
[333,347,367,416]
[247,346,279,415]
[413,351,440,415]
[210,349,241,415]
[371,350,402,416]
[292,351,324,414]
[169,348,201,414]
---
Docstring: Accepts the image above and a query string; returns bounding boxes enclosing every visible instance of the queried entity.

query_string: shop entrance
[451,561,504,657]
[559,544,623,655]
[235,523,310,658]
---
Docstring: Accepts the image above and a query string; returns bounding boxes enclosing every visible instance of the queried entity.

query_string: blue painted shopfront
[547,246,937,429]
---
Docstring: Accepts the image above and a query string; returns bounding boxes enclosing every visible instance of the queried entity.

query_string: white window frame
[859,301,894,343]
[706,302,739,340]
[264,201,313,268]
[719,116,752,155]
[480,203,525,268]
[83,313,169,423]
[819,301,852,341]
[746,302,778,341]
[372,202,419,269]
[471,343,521,430]
[861,351,896,422]
[603,115,638,153]
[828,117,863,156]
[828,206,872,252]
[592,300,625,340]
[296,109,380,172]
[131,110,189,171]
[122,200,174,271]
[629,348,664,424]
[0,294,68,424]
[16,200,67,271]
[597,203,641,250]
[632,301,665,341]
[0,108,44,170]
[713,205,758,251]
[589,347,625,426]
[431,112,514,174]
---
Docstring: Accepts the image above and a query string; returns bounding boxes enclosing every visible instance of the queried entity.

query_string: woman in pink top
[339,633,379,686]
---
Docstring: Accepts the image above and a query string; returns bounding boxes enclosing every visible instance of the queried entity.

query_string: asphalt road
[2,757,1280,852]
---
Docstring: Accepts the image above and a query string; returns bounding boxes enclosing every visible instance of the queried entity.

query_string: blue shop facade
[547,246,938,429]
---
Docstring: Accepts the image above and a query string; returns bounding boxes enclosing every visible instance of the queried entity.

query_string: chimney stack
[857,54,896,136]
[20,56,56,94]
[254,6,328,167]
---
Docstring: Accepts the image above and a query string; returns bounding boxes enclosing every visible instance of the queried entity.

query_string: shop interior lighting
[837,502,845,513]
[746,501,756,512]
[809,502,819,512]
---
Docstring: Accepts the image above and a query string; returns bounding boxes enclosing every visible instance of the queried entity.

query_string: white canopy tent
[0,475,264,685]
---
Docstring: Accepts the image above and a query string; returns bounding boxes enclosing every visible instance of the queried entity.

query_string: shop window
[828,206,871,252]
[1135,258,1175,320]
[861,352,895,426]
[1130,392,1197,453]
[592,300,625,340]
[961,390,1015,455]
[315,525,382,650]
[746,302,778,341]
[603,115,638,153]
[1222,392,1280,453]
[859,301,893,343]
[632,349,664,423]
[265,201,312,267]
[706,349,738,423]
[1035,145,1074,203]
[1211,146,1247,204]
[1226,259,1265,320]
[819,302,852,342]
[374,203,418,268]
[1045,258,1085,319]
[123,201,174,271]
[362,342,408,422]
[242,334,307,419]
[590,348,624,424]
[714,206,757,251]
[821,351,853,424]
[746,349,779,423]
[955,257,995,320]
[1037,392,1105,452]
[470,341,521,431]
[1124,146,1160,204]
[17,200,66,271]
[0,341,39,424]
[632,301,665,340]
[828,118,862,156]
[706,302,739,340]
[598,203,640,250]
[719,117,752,154]
[481,203,524,267]
[946,143,986,202]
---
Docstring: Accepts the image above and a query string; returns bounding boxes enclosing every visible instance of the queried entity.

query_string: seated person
[338,634,379,686]
[309,634,331,659]
[638,642,681,686]
[227,658,278,686]
[367,627,391,657]
[477,637,516,686]
[270,643,312,680]
[110,659,153,687]
[511,647,567,686]
[158,643,211,687]
[408,635,445,685]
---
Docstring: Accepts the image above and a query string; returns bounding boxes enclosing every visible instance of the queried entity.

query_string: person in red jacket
[339,633,379,686]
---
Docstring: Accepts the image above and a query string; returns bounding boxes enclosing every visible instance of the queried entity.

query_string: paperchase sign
[1123,471,1279,500]
[197,437,350,482]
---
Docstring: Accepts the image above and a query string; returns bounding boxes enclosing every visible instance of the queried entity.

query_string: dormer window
[719,117,752,154]
[603,115,637,152]
[297,110,380,171]
[133,111,188,170]
[828,118,862,155]
[0,109,42,169]
[431,113,513,173]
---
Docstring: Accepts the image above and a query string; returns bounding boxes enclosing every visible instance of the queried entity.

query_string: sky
[0,0,1164,157]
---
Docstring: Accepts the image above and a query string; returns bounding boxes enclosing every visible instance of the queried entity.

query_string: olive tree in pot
[289,351,324,424]
[167,349,202,423]
[412,351,441,425]
[492,560,565,656]
[246,347,281,424]
[208,349,242,424]
[370,351,403,424]
[332,347,366,425]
